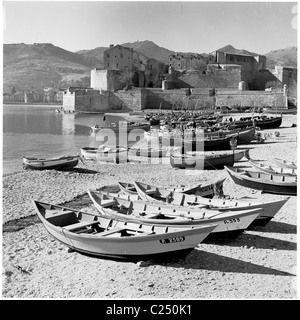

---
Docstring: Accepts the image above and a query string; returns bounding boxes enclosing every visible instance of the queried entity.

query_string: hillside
[3,43,102,92]
[264,46,297,68]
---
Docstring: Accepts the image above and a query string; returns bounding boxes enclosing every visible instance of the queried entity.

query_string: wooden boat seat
[100,228,125,237]
[145,188,157,195]
[101,199,117,207]
[172,193,185,206]
[63,220,99,231]
[45,209,75,219]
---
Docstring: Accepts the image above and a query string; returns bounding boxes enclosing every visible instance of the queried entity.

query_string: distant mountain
[121,40,174,63]
[264,46,297,68]
[3,41,297,93]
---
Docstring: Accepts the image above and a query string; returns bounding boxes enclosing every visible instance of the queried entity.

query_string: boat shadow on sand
[248,220,297,234]
[206,232,296,251]
[76,249,295,277]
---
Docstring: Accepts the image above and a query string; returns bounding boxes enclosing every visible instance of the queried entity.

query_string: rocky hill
[3,41,297,92]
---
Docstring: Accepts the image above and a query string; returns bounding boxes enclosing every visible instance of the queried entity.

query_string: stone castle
[62,44,297,113]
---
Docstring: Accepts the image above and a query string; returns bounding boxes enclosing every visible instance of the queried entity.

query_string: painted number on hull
[160,236,185,244]
[224,218,240,224]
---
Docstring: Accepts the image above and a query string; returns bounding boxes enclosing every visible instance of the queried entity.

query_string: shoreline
[2,114,297,299]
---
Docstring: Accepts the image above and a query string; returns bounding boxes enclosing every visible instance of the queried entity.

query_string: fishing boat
[88,190,261,240]
[95,145,128,163]
[273,158,297,170]
[118,179,225,199]
[133,181,289,225]
[170,151,235,170]
[204,127,255,145]
[128,146,168,158]
[91,122,150,133]
[224,166,297,196]
[247,158,297,176]
[186,149,248,162]
[22,155,80,170]
[225,115,282,130]
[33,200,217,261]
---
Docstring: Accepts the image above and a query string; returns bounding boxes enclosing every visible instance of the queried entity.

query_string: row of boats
[34,173,291,261]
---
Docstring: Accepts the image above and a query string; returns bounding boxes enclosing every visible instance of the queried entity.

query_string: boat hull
[170,153,234,170]
[22,156,79,170]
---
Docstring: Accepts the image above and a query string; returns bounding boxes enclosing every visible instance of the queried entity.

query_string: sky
[2,1,298,55]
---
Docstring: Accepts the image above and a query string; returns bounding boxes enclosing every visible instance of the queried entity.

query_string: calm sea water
[2,104,127,174]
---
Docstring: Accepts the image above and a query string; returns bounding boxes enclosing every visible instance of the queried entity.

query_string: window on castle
[107,54,110,58]
[107,63,110,67]
[116,64,119,68]
[230,57,234,62]
[120,54,123,58]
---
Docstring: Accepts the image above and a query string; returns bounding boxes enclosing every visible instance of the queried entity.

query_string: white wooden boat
[273,158,297,170]
[118,179,225,199]
[33,200,217,260]
[22,155,80,170]
[133,181,289,225]
[128,147,168,158]
[95,145,128,163]
[224,166,297,196]
[88,190,261,240]
[248,158,297,176]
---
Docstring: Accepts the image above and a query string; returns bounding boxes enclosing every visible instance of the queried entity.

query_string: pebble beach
[2,114,298,300]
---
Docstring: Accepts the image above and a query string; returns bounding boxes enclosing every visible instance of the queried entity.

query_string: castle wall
[216,89,285,108]
[172,65,242,89]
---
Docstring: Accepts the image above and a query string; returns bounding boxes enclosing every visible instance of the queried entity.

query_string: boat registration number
[224,218,240,224]
[160,236,185,244]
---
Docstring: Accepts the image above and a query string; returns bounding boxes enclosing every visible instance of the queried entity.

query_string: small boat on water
[33,200,217,261]
[247,158,297,176]
[224,166,297,196]
[118,179,225,199]
[88,190,261,240]
[273,158,297,170]
[133,181,289,225]
[91,122,150,133]
[22,155,80,170]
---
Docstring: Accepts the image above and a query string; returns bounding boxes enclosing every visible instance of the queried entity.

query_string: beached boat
[204,127,255,145]
[33,200,217,260]
[273,158,297,170]
[128,146,168,158]
[247,158,297,176]
[145,129,236,151]
[95,145,128,163]
[88,190,261,240]
[118,179,225,199]
[225,115,282,130]
[133,181,289,225]
[186,149,248,162]
[22,155,80,170]
[170,151,235,170]
[224,166,297,196]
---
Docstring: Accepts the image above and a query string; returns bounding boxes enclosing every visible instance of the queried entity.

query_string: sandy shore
[2,114,297,299]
